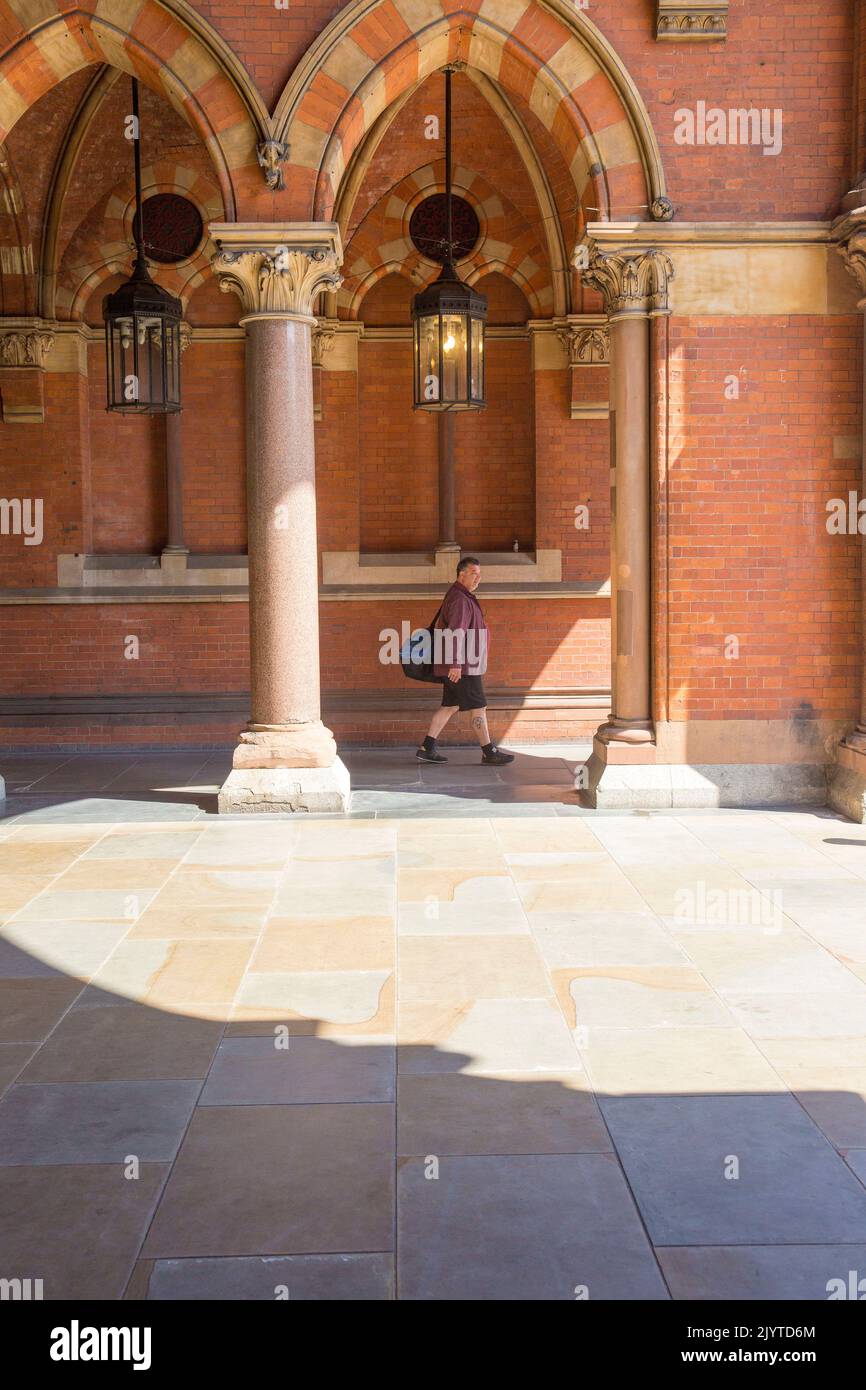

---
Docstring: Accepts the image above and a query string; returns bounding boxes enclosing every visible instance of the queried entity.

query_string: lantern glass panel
[470,316,484,401]
[418,312,441,404]
[441,313,467,403]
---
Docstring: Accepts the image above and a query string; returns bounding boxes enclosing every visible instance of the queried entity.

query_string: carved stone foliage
[578,246,675,317]
[0,328,54,368]
[656,2,727,41]
[650,196,675,222]
[256,139,289,192]
[557,323,609,367]
[311,319,337,367]
[212,231,343,319]
[837,220,866,304]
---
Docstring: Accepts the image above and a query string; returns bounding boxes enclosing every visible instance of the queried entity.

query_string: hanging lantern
[412,68,486,411]
[103,77,182,414]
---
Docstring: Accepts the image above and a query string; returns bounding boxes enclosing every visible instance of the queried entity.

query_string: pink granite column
[238,312,335,765]
[210,223,348,812]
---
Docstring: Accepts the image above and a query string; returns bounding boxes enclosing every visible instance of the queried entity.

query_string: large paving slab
[1,753,866,1299]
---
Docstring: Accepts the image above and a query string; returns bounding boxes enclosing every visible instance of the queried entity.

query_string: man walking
[416,556,515,765]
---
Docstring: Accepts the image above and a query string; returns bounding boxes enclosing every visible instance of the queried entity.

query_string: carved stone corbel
[656,1,727,41]
[256,139,289,192]
[835,212,866,307]
[0,325,55,368]
[311,319,337,368]
[557,321,610,367]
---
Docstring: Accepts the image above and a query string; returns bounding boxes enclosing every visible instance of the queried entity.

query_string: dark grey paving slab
[658,1245,866,1301]
[398,1152,668,1300]
[143,1103,394,1257]
[20,1003,224,1083]
[397,1072,610,1155]
[600,1094,866,1245]
[143,1253,393,1300]
[0,756,74,787]
[0,1080,201,1164]
[0,1043,34,1097]
[844,1149,866,1187]
[0,1162,169,1299]
[198,1035,395,1105]
[0,977,83,1043]
[22,755,139,792]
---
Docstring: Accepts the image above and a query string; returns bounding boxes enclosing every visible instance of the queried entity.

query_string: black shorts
[441,674,487,712]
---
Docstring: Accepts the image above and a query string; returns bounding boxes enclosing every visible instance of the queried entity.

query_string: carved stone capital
[0,325,55,368]
[556,320,610,366]
[209,223,343,321]
[578,245,675,318]
[179,321,193,354]
[656,1,727,41]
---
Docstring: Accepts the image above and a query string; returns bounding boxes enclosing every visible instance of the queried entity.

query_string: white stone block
[218,760,351,815]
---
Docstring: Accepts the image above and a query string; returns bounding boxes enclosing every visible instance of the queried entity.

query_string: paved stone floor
[2,748,866,1299]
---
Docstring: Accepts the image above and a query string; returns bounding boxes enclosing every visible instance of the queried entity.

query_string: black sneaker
[416,747,448,763]
[481,746,515,766]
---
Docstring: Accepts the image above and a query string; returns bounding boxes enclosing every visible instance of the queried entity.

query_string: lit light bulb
[443,334,456,352]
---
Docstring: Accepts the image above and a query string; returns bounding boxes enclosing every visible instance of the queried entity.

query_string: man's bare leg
[417,702,457,761]
[470,707,491,746]
[427,704,458,740]
[472,706,515,765]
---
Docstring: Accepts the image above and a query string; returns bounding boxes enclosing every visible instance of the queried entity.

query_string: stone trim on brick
[656,1,728,43]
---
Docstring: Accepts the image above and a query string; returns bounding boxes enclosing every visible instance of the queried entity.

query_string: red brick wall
[180,341,246,553]
[0,369,91,588]
[0,596,609,720]
[534,369,611,583]
[316,368,360,552]
[87,346,165,554]
[454,338,535,552]
[663,315,862,723]
[357,338,438,552]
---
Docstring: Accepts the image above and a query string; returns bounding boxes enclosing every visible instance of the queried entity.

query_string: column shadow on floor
[1,929,865,1301]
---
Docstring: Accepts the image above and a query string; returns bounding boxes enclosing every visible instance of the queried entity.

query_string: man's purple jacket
[432,581,489,679]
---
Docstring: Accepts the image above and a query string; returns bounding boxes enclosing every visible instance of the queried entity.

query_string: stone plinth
[218,762,350,814]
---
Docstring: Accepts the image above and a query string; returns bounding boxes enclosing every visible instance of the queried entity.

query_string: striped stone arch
[0,144,33,314]
[56,161,222,319]
[342,161,551,318]
[275,0,666,223]
[0,1,268,219]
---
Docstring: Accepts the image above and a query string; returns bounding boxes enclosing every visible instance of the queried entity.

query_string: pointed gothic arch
[274,0,666,227]
[0,0,267,220]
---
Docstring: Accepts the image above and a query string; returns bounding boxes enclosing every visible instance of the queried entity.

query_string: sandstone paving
[2,764,866,1299]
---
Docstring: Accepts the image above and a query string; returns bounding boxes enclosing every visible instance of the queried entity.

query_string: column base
[233,721,338,770]
[596,718,655,747]
[218,759,351,815]
[583,749,826,809]
[828,741,866,822]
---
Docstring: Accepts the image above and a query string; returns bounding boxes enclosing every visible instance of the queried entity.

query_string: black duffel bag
[401,607,444,684]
